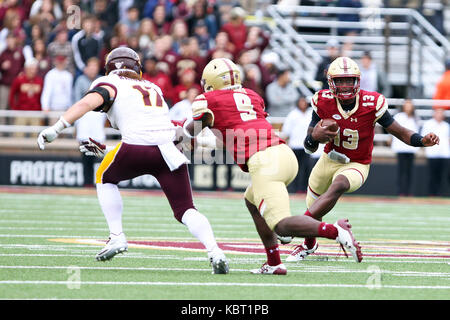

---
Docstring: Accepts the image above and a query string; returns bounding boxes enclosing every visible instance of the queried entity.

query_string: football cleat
[334,219,363,263]
[250,262,287,275]
[285,242,319,262]
[95,233,128,261]
[208,247,229,274]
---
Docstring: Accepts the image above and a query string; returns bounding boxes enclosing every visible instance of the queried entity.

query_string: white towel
[158,142,190,171]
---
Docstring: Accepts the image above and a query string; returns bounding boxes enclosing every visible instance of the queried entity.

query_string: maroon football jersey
[311,89,388,164]
[192,88,285,171]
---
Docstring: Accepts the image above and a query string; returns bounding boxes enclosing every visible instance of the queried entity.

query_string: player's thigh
[307,153,337,196]
[333,163,370,193]
[247,145,297,230]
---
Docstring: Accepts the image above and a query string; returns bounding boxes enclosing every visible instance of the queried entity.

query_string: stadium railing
[1,99,449,159]
[264,5,450,98]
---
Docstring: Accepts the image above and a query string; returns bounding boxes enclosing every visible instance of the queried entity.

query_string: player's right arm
[37,85,115,150]
[183,94,215,138]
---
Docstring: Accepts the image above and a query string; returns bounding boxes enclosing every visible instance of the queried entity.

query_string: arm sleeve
[309,110,321,128]
[376,109,395,128]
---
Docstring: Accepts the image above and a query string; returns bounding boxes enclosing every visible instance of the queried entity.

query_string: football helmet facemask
[327,57,361,101]
[201,58,241,92]
[105,47,142,76]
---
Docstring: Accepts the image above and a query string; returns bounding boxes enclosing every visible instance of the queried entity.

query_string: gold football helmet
[201,58,241,92]
[327,57,361,101]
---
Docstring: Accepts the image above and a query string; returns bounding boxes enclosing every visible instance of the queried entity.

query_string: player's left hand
[422,133,439,147]
[79,138,107,157]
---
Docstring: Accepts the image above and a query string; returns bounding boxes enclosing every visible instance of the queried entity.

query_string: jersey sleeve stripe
[94,82,118,98]
[192,112,205,120]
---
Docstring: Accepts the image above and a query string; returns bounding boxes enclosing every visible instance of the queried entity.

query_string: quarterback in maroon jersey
[286,56,440,262]
[185,58,365,274]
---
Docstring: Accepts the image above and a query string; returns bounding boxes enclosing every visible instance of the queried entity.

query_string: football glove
[37,117,71,150]
[79,138,108,157]
[172,119,194,152]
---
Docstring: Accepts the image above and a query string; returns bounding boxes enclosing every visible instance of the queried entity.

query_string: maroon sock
[304,210,317,249]
[317,222,338,239]
[265,245,282,266]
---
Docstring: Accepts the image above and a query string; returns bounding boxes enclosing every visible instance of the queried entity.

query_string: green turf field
[0,189,449,300]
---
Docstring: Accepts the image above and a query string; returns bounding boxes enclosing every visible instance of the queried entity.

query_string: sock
[181,208,218,253]
[265,245,282,266]
[317,222,338,240]
[96,183,123,236]
[303,210,317,249]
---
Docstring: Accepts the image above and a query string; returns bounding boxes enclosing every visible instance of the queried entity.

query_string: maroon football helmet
[105,47,142,76]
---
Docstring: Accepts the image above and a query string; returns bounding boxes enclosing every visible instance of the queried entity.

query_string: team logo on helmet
[105,47,142,76]
[201,58,241,92]
[327,57,361,101]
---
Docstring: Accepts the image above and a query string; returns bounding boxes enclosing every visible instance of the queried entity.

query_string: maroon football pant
[99,142,195,222]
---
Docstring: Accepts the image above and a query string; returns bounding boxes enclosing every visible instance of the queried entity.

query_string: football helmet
[105,47,142,76]
[327,57,361,101]
[201,58,241,92]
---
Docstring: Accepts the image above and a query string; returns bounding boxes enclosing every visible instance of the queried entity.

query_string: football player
[286,57,440,262]
[184,58,363,275]
[37,47,229,274]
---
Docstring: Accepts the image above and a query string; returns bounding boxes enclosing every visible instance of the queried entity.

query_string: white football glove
[172,119,193,152]
[79,138,110,158]
[37,117,71,150]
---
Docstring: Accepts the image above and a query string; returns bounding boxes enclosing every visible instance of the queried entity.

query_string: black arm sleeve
[376,109,395,128]
[309,110,321,127]
[85,86,114,113]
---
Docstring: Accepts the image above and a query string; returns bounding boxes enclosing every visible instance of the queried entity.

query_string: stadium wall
[0,153,448,197]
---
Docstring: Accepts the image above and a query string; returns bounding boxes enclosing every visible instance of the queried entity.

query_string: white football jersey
[89,74,175,145]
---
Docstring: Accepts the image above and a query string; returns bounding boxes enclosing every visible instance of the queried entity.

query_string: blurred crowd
[0,0,282,115]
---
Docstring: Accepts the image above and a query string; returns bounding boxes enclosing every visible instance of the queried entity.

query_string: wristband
[410,133,424,147]
[304,133,319,151]
[53,116,71,133]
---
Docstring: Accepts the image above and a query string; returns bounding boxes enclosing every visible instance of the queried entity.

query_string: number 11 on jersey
[133,85,163,108]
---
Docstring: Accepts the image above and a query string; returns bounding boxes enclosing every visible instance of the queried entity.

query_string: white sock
[96,183,123,236]
[181,208,218,253]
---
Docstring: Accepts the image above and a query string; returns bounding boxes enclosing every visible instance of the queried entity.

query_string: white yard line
[0,265,449,278]
[0,280,448,289]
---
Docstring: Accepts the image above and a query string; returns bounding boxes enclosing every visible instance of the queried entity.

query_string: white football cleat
[250,262,287,275]
[208,247,229,274]
[95,233,128,261]
[286,242,319,262]
[334,219,363,263]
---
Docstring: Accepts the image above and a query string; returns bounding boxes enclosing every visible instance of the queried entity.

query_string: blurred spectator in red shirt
[242,26,269,56]
[31,38,52,78]
[172,68,202,105]
[9,58,43,111]
[0,0,27,26]
[242,63,265,99]
[150,34,179,82]
[142,54,174,106]
[8,58,43,137]
[170,19,189,55]
[175,37,207,84]
[0,9,26,54]
[206,31,234,61]
[152,4,172,36]
[0,33,25,115]
[259,50,280,91]
[433,59,450,110]
[220,6,247,58]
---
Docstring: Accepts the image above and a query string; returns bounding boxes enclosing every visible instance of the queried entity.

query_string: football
[320,118,339,131]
